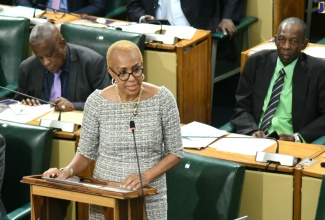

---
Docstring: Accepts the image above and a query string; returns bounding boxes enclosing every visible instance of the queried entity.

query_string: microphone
[184,134,298,167]
[0,86,78,132]
[129,121,148,219]
[29,3,49,25]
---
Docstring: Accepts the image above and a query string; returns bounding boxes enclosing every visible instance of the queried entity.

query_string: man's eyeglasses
[109,67,143,81]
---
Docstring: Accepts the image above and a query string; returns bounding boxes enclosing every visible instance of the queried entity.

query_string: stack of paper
[0,6,44,19]
[0,104,52,123]
[181,121,228,149]
[210,133,274,156]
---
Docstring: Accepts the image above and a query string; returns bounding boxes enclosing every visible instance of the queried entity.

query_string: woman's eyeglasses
[109,67,143,81]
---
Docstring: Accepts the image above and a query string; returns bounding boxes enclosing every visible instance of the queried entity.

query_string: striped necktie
[260,68,286,134]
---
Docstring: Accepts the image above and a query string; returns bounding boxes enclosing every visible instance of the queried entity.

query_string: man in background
[15,22,109,111]
[16,0,106,16]
[127,0,245,59]
[231,17,325,143]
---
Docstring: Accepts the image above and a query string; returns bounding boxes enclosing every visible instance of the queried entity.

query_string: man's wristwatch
[293,133,301,143]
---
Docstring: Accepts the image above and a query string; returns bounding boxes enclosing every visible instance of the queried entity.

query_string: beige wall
[246,0,273,47]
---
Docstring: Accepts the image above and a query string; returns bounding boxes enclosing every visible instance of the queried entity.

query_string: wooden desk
[300,153,325,220]
[186,140,324,220]
[22,175,156,220]
[144,30,212,124]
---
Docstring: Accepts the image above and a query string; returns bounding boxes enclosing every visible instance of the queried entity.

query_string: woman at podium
[43,40,184,219]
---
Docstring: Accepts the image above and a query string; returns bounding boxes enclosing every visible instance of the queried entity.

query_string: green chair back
[0,120,54,218]
[315,174,325,220]
[167,152,245,220]
[104,0,128,20]
[60,23,146,60]
[0,16,30,98]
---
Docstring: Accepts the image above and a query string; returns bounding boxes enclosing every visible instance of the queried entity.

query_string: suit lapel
[292,54,309,131]
[35,66,45,98]
[68,45,77,101]
[254,52,277,119]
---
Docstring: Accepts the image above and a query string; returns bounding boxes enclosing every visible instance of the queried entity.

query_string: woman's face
[108,48,143,100]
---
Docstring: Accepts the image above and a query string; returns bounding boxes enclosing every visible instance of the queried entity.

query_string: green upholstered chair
[166,152,245,220]
[104,0,128,20]
[211,0,258,99]
[60,23,146,59]
[0,16,30,98]
[315,174,325,220]
[317,37,325,45]
[0,120,54,220]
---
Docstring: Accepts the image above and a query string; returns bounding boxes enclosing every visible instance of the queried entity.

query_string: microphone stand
[0,86,78,132]
[130,121,148,219]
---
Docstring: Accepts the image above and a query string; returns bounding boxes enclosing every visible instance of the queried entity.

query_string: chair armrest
[212,16,258,40]
[312,135,325,145]
[0,203,31,220]
[219,121,235,133]
[104,6,127,19]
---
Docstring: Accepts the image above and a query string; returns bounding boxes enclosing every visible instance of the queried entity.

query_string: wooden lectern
[22,175,157,220]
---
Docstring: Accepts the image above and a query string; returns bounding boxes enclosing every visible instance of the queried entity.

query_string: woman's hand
[43,167,70,180]
[120,173,150,191]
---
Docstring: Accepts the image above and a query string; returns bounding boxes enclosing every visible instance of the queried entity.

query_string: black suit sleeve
[71,0,106,17]
[231,54,260,135]
[16,0,33,7]
[127,0,156,22]
[0,134,6,217]
[221,0,246,24]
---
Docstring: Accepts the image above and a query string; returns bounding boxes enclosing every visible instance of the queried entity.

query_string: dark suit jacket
[0,135,5,217]
[16,0,106,16]
[127,0,245,31]
[15,43,109,110]
[231,50,325,143]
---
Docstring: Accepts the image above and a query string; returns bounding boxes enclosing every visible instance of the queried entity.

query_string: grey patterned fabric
[77,86,184,220]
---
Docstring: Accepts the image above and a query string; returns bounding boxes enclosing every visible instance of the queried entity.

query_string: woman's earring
[142,74,145,80]
[111,78,116,85]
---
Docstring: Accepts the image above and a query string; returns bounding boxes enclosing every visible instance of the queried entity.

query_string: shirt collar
[276,57,298,78]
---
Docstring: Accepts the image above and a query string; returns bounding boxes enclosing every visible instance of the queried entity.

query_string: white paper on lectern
[43,176,133,193]
[181,121,228,149]
[210,133,274,156]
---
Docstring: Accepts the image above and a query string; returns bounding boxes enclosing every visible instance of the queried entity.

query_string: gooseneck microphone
[129,121,148,219]
[0,86,78,132]
[148,19,163,34]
